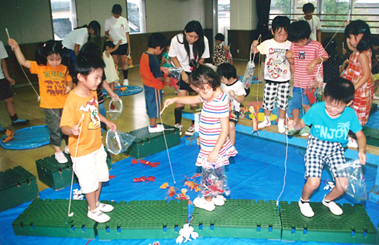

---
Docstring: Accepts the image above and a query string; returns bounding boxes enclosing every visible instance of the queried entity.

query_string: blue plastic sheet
[238,75,262,85]
[102,85,143,97]
[0,125,50,150]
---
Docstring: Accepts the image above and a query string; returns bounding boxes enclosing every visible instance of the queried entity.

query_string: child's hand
[251,40,258,53]
[7,77,15,85]
[307,61,317,74]
[161,67,169,75]
[118,39,122,44]
[207,150,218,163]
[286,50,294,59]
[358,151,366,165]
[64,85,72,94]
[164,98,176,107]
[110,93,119,101]
[229,90,236,97]
[106,121,117,131]
[8,38,19,50]
[287,120,296,130]
[71,125,80,136]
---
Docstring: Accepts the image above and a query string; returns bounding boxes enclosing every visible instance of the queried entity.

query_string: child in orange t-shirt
[60,52,116,223]
[8,38,73,163]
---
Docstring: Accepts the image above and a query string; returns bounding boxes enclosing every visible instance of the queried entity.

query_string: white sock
[265,116,270,122]
[278,118,284,125]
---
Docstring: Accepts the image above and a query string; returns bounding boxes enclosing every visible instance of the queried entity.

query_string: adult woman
[168,20,210,136]
[105,4,131,85]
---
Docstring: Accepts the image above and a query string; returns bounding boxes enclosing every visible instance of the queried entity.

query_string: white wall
[230,0,257,30]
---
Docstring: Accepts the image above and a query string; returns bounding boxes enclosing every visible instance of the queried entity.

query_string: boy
[140,33,169,133]
[298,3,321,42]
[217,63,246,146]
[287,77,366,217]
[60,52,117,223]
[252,16,291,133]
[286,20,328,137]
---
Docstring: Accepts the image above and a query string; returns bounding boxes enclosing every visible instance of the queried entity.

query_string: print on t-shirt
[299,51,305,60]
[79,96,100,130]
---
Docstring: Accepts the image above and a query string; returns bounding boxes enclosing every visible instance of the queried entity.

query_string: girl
[214,33,231,66]
[164,61,237,211]
[168,20,210,136]
[8,38,72,163]
[62,20,101,63]
[103,40,122,92]
[342,20,373,146]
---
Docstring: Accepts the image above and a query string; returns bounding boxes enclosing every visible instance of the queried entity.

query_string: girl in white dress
[103,40,122,91]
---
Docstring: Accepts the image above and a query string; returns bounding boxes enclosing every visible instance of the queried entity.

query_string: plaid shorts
[262,80,290,111]
[304,135,346,178]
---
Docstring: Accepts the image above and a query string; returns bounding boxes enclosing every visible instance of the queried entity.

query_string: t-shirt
[105,16,130,45]
[297,15,321,41]
[257,39,292,81]
[214,43,226,66]
[323,55,344,83]
[220,80,246,112]
[0,41,8,79]
[62,28,88,51]
[140,52,163,90]
[290,40,327,88]
[162,51,172,68]
[168,33,210,73]
[302,102,362,146]
[60,90,102,157]
[29,61,72,108]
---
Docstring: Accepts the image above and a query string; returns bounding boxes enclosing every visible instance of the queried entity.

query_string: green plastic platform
[97,200,188,240]
[0,166,39,212]
[280,201,377,244]
[362,127,379,147]
[12,198,97,238]
[191,199,281,239]
[126,124,180,159]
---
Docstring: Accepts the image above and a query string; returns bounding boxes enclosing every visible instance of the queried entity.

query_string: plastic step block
[126,124,180,159]
[0,166,39,212]
[97,200,188,240]
[280,201,377,244]
[191,199,281,239]
[12,198,97,238]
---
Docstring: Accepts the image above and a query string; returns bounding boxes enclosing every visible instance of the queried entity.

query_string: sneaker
[212,195,226,206]
[193,197,215,211]
[322,199,343,215]
[298,198,314,217]
[55,151,68,164]
[185,124,195,136]
[123,79,129,86]
[347,137,358,148]
[96,202,114,212]
[64,146,70,155]
[11,118,29,126]
[148,124,164,133]
[286,128,300,136]
[278,121,285,134]
[258,119,271,129]
[175,123,183,136]
[299,126,311,137]
[115,82,121,87]
[87,207,110,223]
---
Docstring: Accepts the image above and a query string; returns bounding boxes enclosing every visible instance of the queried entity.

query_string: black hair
[216,63,237,80]
[190,60,220,91]
[324,77,355,104]
[323,37,338,57]
[272,16,290,33]
[303,3,315,13]
[179,21,205,64]
[103,40,115,51]
[75,21,101,43]
[148,33,167,49]
[372,37,379,47]
[35,40,70,66]
[344,20,371,52]
[215,33,225,42]
[288,20,311,42]
[112,4,122,14]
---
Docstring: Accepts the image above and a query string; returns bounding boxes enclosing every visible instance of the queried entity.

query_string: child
[161,40,172,68]
[60,51,117,223]
[217,63,246,146]
[140,33,169,133]
[214,33,230,66]
[103,40,122,92]
[164,61,237,211]
[298,3,321,42]
[252,16,291,134]
[342,20,373,147]
[322,38,344,98]
[8,38,72,163]
[287,77,366,217]
[286,20,328,137]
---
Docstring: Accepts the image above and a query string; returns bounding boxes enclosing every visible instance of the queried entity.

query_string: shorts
[292,87,311,109]
[45,108,67,146]
[304,135,346,179]
[71,145,109,194]
[111,43,128,56]
[0,78,12,100]
[179,72,195,93]
[262,80,290,111]
[144,84,162,119]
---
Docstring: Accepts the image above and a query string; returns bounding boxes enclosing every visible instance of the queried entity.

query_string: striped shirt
[290,40,327,88]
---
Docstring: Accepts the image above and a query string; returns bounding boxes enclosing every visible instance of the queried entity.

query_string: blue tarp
[0,125,50,150]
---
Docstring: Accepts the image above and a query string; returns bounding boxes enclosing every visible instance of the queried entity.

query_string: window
[127,0,146,33]
[50,0,77,40]
[218,0,230,44]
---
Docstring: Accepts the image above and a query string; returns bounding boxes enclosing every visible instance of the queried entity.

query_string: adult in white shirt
[168,20,210,136]
[298,3,321,42]
[105,4,131,85]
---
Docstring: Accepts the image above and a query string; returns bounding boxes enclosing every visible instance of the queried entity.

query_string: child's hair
[217,63,237,80]
[272,16,290,33]
[303,3,315,13]
[215,33,225,42]
[288,20,311,42]
[323,37,338,57]
[324,77,355,104]
[35,40,70,66]
[371,37,379,47]
[344,20,371,52]
[179,21,205,63]
[190,60,220,91]
[103,40,115,51]
[75,21,101,42]
[148,33,167,49]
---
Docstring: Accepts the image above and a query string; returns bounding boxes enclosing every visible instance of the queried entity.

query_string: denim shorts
[292,87,311,109]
